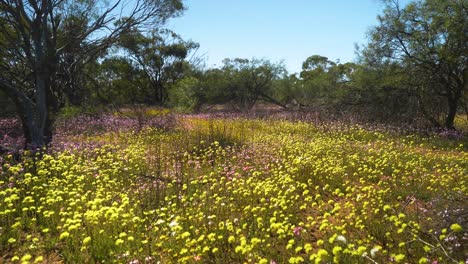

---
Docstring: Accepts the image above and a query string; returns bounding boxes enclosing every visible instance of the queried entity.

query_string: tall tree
[0,0,183,148]
[118,29,199,105]
[221,58,287,111]
[94,57,147,106]
[364,0,467,129]
[295,56,355,109]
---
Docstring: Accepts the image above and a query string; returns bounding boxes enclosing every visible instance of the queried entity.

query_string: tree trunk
[445,96,458,130]
[25,9,54,149]
[3,86,53,149]
[10,95,32,147]
[0,79,48,149]
[152,80,163,105]
[21,96,50,149]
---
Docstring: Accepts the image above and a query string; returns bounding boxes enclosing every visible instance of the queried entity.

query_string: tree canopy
[362,0,467,129]
[0,0,184,147]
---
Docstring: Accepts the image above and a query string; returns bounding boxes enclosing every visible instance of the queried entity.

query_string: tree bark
[445,94,458,130]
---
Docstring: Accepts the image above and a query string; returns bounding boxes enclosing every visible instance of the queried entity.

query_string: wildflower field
[1,113,467,263]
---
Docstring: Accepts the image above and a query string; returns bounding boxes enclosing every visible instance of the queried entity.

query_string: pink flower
[194,255,201,261]
[242,166,253,171]
[293,226,303,236]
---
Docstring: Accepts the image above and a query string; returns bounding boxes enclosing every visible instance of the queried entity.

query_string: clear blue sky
[168,0,396,74]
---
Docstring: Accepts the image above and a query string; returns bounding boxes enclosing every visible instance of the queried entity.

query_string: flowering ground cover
[0,114,467,263]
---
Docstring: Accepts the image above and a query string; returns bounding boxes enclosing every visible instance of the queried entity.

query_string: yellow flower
[394,254,405,262]
[304,243,313,253]
[59,232,70,240]
[332,246,342,255]
[83,236,91,245]
[317,249,328,258]
[450,223,462,232]
[21,254,32,262]
[356,246,367,256]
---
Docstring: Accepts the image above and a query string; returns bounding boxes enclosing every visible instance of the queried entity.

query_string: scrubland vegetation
[1,112,467,263]
[1,0,467,262]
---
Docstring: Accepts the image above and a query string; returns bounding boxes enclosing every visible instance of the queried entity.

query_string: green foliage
[194,68,232,107]
[94,57,147,105]
[57,106,83,120]
[191,58,287,111]
[263,0,466,128]
[56,105,102,122]
[361,0,468,129]
[0,0,185,147]
[222,58,287,111]
[277,56,359,111]
[168,76,200,112]
[116,29,199,105]
[270,74,301,107]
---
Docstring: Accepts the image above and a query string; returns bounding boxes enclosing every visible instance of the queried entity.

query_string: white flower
[370,246,381,258]
[336,235,347,244]
[169,220,178,227]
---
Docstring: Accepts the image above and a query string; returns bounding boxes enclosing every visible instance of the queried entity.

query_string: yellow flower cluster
[0,117,466,263]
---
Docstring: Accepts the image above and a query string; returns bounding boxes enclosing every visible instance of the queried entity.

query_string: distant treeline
[0,0,466,148]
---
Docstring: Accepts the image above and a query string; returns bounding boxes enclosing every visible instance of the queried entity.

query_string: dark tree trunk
[151,79,166,106]
[0,79,49,149]
[445,95,458,130]
[3,83,55,149]
[151,80,162,105]
[10,95,32,147]
[20,116,32,148]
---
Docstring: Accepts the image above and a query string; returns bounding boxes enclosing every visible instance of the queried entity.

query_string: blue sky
[168,0,392,74]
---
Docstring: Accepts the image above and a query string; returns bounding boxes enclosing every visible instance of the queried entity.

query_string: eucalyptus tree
[221,58,287,111]
[0,0,184,148]
[295,56,359,110]
[118,29,199,105]
[363,0,467,129]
